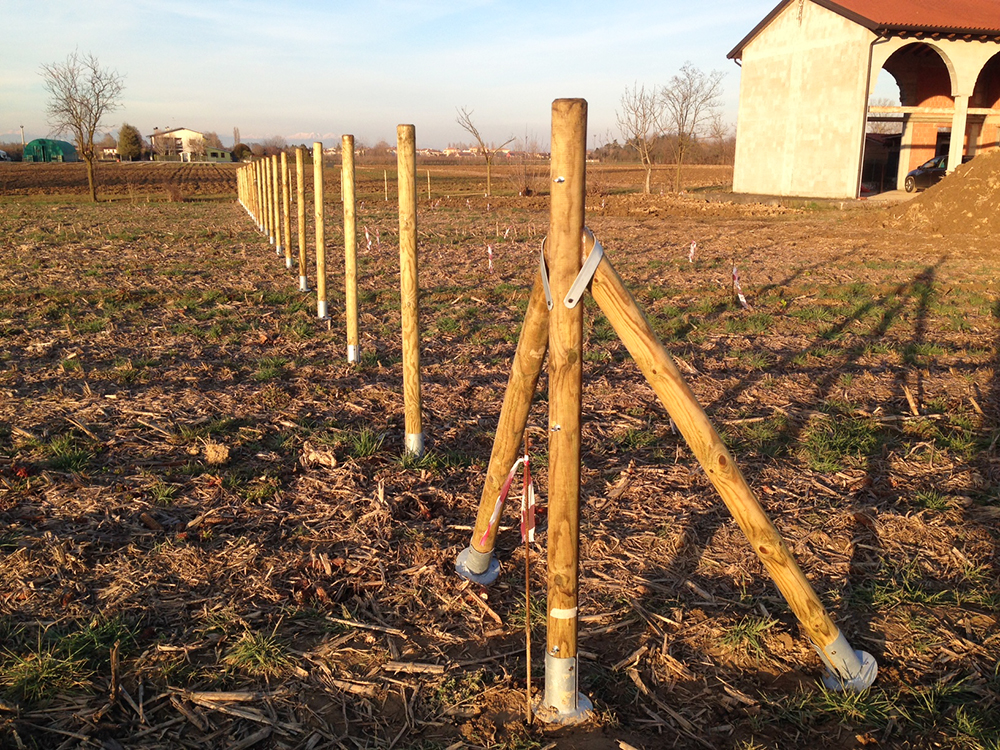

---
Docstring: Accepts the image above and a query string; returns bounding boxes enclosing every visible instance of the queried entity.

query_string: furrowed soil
[0,162,998,750]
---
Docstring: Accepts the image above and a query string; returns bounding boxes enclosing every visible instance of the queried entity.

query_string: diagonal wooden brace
[456,275,550,584]
[584,230,876,692]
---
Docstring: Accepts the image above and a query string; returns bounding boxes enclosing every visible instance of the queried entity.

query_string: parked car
[904,154,973,192]
[0,150,11,162]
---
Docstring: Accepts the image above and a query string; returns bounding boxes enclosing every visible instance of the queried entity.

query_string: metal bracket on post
[535,652,593,725]
[812,630,878,692]
[539,228,604,311]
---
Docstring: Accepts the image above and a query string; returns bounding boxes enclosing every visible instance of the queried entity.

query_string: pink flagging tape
[520,456,535,544]
[732,264,751,309]
[480,457,525,547]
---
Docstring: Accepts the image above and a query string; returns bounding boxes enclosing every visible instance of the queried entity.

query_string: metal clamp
[539,228,605,310]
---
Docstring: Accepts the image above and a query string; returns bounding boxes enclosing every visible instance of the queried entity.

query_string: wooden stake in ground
[281,151,292,270]
[271,154,282,257]
[255,160,265,233]
[397,124,423,457]
[295,146,308,292]
[343,135,360,364]
[314,142,327,319]
[540,97,592,723]
[264,157,274,244]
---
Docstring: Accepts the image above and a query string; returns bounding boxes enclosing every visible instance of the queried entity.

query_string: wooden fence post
[281,151,292,269]
[271,154,282,257]
[540,97,592,724]
[343,134,359,364]
[264,158,273,243]
[314,142,327,319]
[397,124,423,457]
[295,147,308,292]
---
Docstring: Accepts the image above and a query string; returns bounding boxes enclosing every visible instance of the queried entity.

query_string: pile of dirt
[896,147,1000,235]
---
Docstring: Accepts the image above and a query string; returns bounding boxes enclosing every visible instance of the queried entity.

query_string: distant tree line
[591,130,735,168]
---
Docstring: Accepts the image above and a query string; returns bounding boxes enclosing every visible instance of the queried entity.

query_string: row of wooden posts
[236,127,425,457]
[236,103,878,726]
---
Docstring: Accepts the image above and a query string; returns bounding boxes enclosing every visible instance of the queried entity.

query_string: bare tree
[203,132,224,150]
[41,51,125,202]
[661,62,724,192]
[455,107,514,197]
[867,96,903,135]
[615,83,663,194]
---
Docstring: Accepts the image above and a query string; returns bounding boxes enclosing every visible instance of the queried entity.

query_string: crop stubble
[0,168,998,749]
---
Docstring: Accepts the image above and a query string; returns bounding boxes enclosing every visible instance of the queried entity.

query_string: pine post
[314,142,327,319]
[540,98,591,723]
[343,134,359,364]
[271,154,282,257]
[296,146,308,292]
[281,151,292,270]
[397,124,423,457]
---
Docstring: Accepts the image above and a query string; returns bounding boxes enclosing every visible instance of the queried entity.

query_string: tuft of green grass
[1,649,93,703]
[223,630,292,679]
[253,356,287,381]
[719,615,777,660]
[44,433,94,473]
[800,408,884,472]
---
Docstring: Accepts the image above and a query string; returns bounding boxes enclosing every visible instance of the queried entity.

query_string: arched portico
[868,36,1000,188]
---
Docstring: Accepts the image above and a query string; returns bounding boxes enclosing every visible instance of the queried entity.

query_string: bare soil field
[0,165,998,750]
[0,161,733,202]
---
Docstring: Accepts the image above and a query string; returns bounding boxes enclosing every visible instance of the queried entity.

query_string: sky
[2,0,859,150]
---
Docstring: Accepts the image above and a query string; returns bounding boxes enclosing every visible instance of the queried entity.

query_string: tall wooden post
[271,154,282,257]
[343,135,360,364]
[314,142,327,319]
[263,158,273,242]
[541,98,591,723]
[254,162,261,229]
[397,124,423,457]
[295,147,308,292]
[281,151,292,269]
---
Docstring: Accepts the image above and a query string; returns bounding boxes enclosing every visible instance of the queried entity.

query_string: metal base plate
[822,650,878,692]
[455,546,501,586]
[533,693,594,726]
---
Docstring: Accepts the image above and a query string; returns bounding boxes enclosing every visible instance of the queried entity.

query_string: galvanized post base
[535,653,592,725]
[317,300,328,320]
[299,276,309,293]
[347,345,359,364]
[813,631,878,692]
[405,432,425,458]
[286,257,293,269]
[455,546,501,586]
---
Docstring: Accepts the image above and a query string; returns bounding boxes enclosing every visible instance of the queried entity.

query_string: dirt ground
[0,162,998,750]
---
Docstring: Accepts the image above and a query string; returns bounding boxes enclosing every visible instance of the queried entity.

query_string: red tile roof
[730,0,1000,59]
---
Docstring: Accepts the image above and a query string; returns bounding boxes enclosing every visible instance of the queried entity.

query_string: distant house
[148,127,231,162]
[729,0,1000,198]
[23,139,79,163]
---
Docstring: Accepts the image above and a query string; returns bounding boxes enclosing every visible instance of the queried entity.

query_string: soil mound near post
[896,147,1000,235]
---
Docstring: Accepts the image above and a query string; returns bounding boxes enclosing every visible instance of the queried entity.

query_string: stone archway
[872,43,956,188]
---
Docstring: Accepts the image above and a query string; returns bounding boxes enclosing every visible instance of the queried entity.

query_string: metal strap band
[539,228,605,310]
[549,606,578,620]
